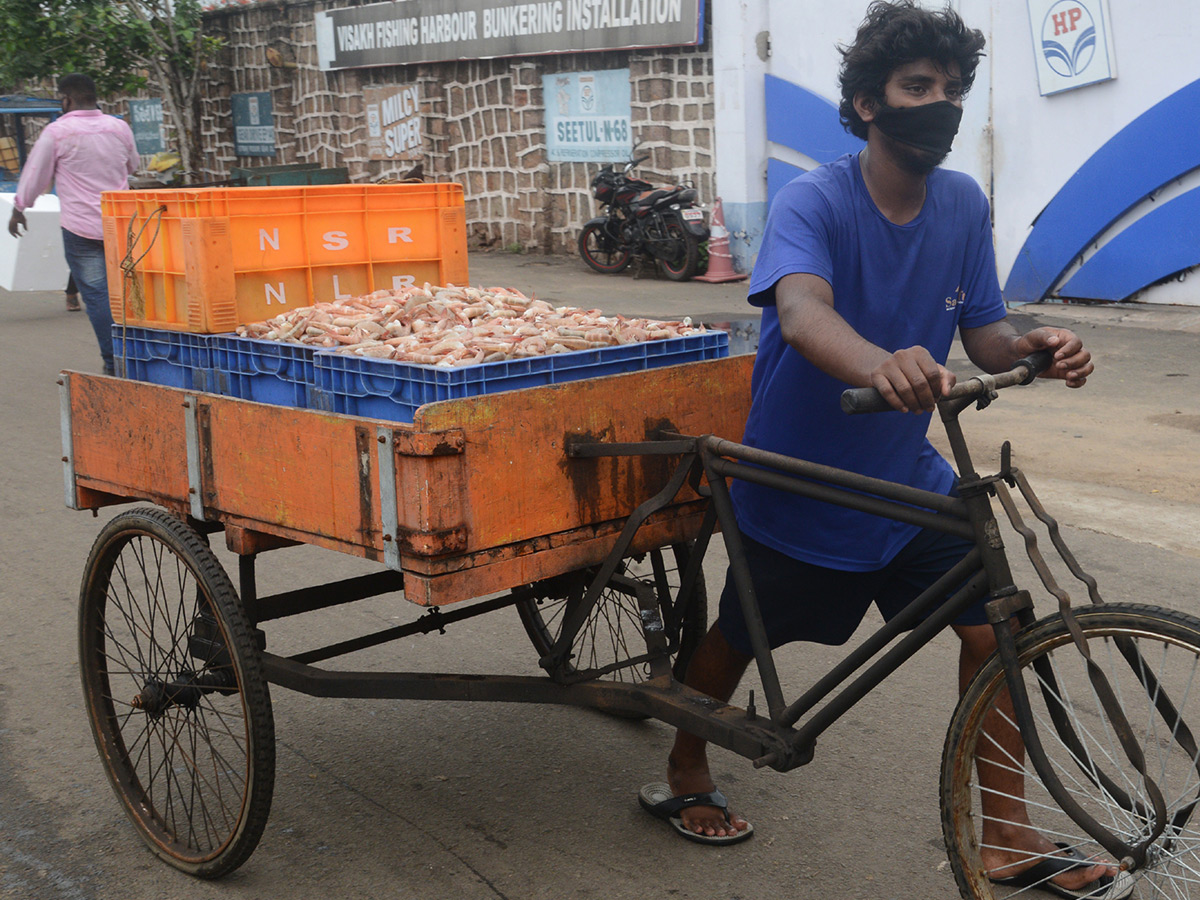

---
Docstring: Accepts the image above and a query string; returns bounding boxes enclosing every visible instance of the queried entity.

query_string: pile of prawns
[236,282,705,368]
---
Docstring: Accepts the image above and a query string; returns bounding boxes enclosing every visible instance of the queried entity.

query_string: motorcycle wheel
[657,224,701,281]
[578,222,631,274]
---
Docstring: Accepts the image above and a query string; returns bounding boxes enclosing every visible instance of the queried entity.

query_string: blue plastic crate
[111,325,215,392]
[211,335,317,409]
[314,330,728,423]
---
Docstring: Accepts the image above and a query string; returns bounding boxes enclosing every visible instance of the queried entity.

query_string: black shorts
[716,527,986,656]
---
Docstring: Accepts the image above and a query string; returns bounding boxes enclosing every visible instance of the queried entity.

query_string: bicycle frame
[565,376,1183,868]
[565,411,996,769]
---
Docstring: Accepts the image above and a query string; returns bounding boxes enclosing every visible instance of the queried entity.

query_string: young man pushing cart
[640,3,1119,897]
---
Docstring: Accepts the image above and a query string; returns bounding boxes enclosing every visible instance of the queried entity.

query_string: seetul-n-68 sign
[315,0,704,71]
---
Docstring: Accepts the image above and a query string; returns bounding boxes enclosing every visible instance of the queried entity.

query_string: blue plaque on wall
[128,99,165,155]
[543,69,632,163]
[232,92,276,157]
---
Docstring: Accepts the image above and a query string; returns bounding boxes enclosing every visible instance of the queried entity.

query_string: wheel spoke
[943,605,1200,898]
[516,548,706,691]
[79,509,273,876]
[1030,658,1145,835]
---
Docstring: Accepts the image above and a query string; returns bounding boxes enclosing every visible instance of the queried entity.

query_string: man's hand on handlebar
[1012,327,1092,388]
[869,345,956,414]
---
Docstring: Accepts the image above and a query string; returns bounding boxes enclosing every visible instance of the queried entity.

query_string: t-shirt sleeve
[957,189,1007,329]
[747,176,836,308]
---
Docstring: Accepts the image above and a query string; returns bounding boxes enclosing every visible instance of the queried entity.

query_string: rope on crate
[117,206,167,373]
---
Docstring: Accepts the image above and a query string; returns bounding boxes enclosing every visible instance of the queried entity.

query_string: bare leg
[955,622,1113,889]
[666,622,753,837]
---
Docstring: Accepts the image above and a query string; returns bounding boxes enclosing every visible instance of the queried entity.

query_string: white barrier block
[0,193,71,292]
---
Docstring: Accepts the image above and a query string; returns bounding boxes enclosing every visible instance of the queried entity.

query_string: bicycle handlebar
[839,350,1055,415]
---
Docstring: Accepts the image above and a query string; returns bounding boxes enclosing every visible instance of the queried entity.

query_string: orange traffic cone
[695,197,748,284]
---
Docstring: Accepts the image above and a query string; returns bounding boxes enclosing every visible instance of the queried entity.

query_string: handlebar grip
[633,154,651,167]
[839,348,1059,415]
[840,387,894,415]
[1015,349,1055,383]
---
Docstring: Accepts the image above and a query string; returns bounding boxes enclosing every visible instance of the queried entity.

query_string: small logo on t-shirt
[945,286,966,311]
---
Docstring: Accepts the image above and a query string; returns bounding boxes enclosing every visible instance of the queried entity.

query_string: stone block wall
[194,0,714,255]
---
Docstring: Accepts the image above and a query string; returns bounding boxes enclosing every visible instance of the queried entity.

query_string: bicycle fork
[955,427,1180,871]
[987,602,1170,870]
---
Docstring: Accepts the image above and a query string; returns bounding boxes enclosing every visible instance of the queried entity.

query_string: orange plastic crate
[101,183,469,333]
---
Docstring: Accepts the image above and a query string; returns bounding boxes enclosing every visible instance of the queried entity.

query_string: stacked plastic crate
[103,182,727,423]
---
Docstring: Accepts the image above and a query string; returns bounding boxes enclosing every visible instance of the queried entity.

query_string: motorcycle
[578,153,709,281]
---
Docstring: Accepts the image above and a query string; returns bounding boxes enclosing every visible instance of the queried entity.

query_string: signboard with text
[365,84,423,160]
[315,0,703,71]
[544,69,632,162]
[1027,0,1116,95]
[231,92,276,157]
[128,99,165,155]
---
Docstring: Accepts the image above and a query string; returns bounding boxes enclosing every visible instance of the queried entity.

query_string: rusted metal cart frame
[63,357,1200,896]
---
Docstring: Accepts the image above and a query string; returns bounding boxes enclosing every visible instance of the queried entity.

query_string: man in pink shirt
[8,74,140,375]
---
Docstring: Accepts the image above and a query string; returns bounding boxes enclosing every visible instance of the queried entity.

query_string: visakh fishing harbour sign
[315,0,704,71]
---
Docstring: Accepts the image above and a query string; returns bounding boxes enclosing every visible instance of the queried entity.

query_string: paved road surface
[2,252,1198,900]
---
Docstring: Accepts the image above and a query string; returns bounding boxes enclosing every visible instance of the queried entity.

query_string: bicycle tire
[78,507,275,878]
[517,544,708,689]
[941,603,1200,899]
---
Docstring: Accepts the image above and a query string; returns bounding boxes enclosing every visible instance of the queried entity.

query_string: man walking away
[8,74,140,375]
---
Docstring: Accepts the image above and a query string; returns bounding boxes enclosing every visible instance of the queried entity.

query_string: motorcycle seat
[630,188,679,209]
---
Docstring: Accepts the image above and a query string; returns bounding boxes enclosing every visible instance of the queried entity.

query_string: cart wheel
[517,543,707,688]
[78,507,274,879]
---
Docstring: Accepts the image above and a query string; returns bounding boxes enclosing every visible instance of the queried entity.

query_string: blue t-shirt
[735,152,1006,571]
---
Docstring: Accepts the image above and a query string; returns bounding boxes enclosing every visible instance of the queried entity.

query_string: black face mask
[870,100,963,157]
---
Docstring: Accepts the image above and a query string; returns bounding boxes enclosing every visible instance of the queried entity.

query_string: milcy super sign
[366,85,422,160]
[379,87,420,156]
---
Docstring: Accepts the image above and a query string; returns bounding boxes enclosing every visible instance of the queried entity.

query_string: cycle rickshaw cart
[61,351,1200,898]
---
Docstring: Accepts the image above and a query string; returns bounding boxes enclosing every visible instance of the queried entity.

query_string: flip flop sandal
[988,841,1134,899]
[638,782,754,846]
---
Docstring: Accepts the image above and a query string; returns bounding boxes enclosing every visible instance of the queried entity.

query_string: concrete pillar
[712,0,770,274]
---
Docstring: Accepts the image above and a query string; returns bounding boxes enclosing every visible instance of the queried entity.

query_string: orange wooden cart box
[60,355,753,606]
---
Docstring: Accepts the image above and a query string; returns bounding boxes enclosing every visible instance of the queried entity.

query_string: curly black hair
[837,1,986,140]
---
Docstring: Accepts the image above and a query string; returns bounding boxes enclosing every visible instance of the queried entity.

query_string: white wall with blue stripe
[714,0,1200,306]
